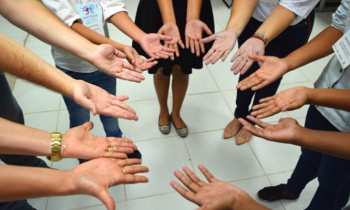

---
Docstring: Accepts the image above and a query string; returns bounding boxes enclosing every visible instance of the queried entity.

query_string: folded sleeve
[41,0,82,27]
[331,0,349,33]
[279,0,319,18]
[100,0,127,21]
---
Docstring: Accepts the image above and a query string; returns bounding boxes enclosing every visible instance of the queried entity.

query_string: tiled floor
[0,1,336,210]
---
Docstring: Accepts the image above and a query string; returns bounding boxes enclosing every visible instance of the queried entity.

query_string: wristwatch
[47,132,62,161]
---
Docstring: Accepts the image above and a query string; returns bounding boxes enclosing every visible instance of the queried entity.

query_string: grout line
[23,33,30,46]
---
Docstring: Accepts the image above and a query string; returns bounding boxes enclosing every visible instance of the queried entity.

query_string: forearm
[186,0,203,21]
[234,192,271,210]
[71,22,125,51]
[0,32,75,98]
[0,165,73,202]
[305,88,350,112]
[283,26,343,71]
[255,5,297,42]
[0,0,96,63]
[108,12,146,43]
[225,0,258,36]
[297,128,350,160]
[157,0,176,23]
[0,117,52,156]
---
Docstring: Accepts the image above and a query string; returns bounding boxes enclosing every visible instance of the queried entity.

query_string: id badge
[259,0,279,7]
[333,29,350,69]
[77,2,105,36]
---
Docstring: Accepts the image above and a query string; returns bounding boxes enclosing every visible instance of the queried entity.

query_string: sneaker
[127,149,142,159]
[258,184,300,202]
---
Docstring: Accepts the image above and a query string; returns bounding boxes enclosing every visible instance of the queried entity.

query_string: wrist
[61,170,77,196]
[252,33,269,46]
[305,87,313,105]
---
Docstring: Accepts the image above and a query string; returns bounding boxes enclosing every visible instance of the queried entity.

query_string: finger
[170,181,197,203]
[259,96,275,103]
[155,52,168,59]
[186,36,189,49]
[233,59,247,75]
[237,118,265,137]
[122,61,137,71]
[203,48,214,63]
[123,165,150,175]
[123,174,149,184]
[246,115,270,129]
[107,136,134,143]
[202,24,213,36]
[115,70,145,83]
[230,50,241,62]
[95,190,115,210]
[240,60,254,75]
[178,39,185,49]
[211,51,225,64]
[221,50,230,62]
[194,40,201,57]
[157,27,164,35]
[158,34,173,41]
[182,166,207,187]
[173,44,179,58]
[200,42,206,54]
[114,49,126,59]
[117,158,142,166]
[247,54,266,63]
[102,106,138,121]
[190,39,195,54]
[113,95,129,101]
[173,170,200,193]
[206,51,219,65]
[198,165,218,182]
[78,96,97,115]
[201,34,216,44]
[81,121,94,131]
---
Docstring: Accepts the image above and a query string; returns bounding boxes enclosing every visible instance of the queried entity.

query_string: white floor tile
[231,176,285,210]
[127,193,197,210]
[268,171,319,210]
[24,111,58,131]
[281,69,309,84]
[78,202,126,210]
[207,62,239,91]
[125,138,192,200]
[13,79,61,114]
[28,197,48,210]
[298,54,333,82]
[0,20,27,45]
[185,130,265,182]
[249,136,301,175]
[185,67,219,95]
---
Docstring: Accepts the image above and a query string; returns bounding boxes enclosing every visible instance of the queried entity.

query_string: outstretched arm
[239,116,350,160]
[201,0,258,64]
[0,158,149,210]
[0,32,138,120]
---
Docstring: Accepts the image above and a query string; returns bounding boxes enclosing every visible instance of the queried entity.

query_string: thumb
[202,24,213,36]
[115,49,126,58]
[247,54,265,63]
[82,121,94,131]
[96,190,115,210]
[157,27,164,34]
[201,34,215,43]
[158,34,173,41]
[79,97,97,115]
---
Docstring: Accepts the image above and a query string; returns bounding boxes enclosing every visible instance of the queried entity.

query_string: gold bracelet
[47,132,63,162]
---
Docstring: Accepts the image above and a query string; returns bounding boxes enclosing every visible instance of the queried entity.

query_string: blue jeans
[0,71,48,209]
[234,12,315,122]
[287,105,350,210]
[57,66,123,163]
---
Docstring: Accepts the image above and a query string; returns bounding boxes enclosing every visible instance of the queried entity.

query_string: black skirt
[132,0,215,76]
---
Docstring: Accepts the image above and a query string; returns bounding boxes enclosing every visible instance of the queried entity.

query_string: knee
[171,65,188,80]
[155,68,169,79]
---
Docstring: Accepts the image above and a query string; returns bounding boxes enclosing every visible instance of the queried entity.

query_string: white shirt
[42,0,126,73]
[314,0,350,132]
[252,0,319,25]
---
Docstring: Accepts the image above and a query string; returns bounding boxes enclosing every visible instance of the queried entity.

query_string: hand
[158,22,185,59]
[185,20,212,57]
[171,165,256,210]
[201,30,237,65]
[122,45,158,71]
[71,80,138,120]
[71,158,149,210]
[250,86,310,119]
[230,37,265,75]
[88,44,145,83]
[139,33,175,59]
[236,55,289,91]
[238,116,302,145]
[62,121,137,159]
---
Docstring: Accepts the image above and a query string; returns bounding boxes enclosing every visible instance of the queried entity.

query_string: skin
[0,158,149,210]
[171,165,270,210]
[0,118,138,159]
[0,32,138,120]
[236,26,343,91]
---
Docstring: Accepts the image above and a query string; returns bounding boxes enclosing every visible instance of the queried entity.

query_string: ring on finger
[122,167,127,174]
[257,77,263,82]
[108,146,115,152]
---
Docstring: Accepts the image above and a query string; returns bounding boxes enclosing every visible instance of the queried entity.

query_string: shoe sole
[256,193,299,203]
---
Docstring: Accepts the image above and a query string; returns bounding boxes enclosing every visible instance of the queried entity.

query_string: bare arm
[0,158,149,210]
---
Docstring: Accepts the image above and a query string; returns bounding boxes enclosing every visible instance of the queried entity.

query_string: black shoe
[127,149,142,159]
[258,184,300,202]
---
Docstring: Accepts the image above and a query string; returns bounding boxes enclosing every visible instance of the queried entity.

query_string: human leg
[154,68,171,134]
[171,65,189,138]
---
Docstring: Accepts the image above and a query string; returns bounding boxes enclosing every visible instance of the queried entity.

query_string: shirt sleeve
[41,0,82,27]
[279,0,319,18]
[100,0,127,21]
[331,0,349,33]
